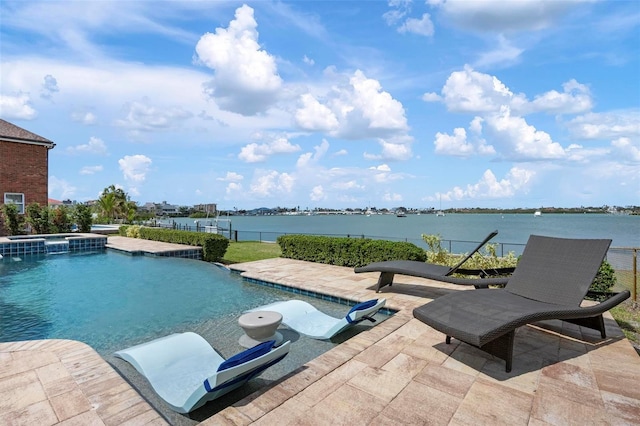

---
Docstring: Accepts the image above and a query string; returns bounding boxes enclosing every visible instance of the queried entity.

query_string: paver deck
[2,237,639,425]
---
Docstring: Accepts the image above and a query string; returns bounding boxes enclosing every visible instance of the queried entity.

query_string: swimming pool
[0,251,366,353]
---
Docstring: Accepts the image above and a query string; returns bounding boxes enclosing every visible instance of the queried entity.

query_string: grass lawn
[222,241,281,264]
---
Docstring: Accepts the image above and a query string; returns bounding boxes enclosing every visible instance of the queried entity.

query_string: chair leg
[446,336,451,344]
[479,331,515,373]
[376,272,395,292]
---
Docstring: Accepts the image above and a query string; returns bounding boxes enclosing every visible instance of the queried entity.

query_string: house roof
[0,119,55,148]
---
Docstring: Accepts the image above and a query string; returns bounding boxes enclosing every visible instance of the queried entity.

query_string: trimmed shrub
[126,225,141,238]
[277,235,426,267]
[591,260,618,294]
[137,227,229,262]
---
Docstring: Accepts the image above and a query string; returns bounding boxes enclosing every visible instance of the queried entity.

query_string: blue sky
[1,0,638,210]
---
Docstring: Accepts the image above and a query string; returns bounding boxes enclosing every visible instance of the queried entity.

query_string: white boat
[436,210,445,217]
[534,210,542,217]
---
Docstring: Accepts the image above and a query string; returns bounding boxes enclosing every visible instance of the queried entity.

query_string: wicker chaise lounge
[413,235,630,372]
[354,230,515,292]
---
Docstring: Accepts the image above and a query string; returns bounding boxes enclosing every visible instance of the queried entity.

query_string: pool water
[0,251,350,354]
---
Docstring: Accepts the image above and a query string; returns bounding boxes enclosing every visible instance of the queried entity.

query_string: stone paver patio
[2,238,639,425]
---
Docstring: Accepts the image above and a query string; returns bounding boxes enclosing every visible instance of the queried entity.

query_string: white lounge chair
[114,332,290,413]
[249,298,387,340]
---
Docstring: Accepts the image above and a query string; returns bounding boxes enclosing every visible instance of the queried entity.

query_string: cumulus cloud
[0,93,37,119]
[567,110,640,140]
[238,136,301,163]
[437,167,535,201]
[249,170,295,197]
[119,154,152,182]
[485,106,565,160]
[66,136,108,155]
[527,79,592,115]
[434,119,496,157]
[296,139,329,169]
[398,13,434,36]
[217,171,244,182]
[440,65,527,113]
[195,4,282,115]
[295,94,339,131]
[79,165,103,175]
[611,137,640,162]
[296,69,408,140]
[310,185,325,201]
[303,55,315,66]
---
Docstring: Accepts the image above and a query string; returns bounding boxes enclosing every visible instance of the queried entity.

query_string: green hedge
[119,226,229,262]
[277,235,426,267]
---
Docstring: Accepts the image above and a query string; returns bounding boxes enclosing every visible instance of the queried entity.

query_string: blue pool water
[0,251,323,353]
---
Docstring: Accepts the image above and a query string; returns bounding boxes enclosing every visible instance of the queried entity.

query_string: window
[4,193,25,214]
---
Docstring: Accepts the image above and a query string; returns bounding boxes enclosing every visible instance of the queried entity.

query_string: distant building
[193,203,217,216]
[0,119,56,235]
[141,201,179,216]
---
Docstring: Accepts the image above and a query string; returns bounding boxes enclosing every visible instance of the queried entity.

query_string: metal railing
[151,222,638,302]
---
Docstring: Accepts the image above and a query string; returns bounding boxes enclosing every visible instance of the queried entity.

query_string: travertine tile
[452,379,533,425]
[0,400,58,426]
[50,388,93,421]
[306,383,386,424]
[0,370,48,413]
[380,380,461,425]
[413,363,475,399]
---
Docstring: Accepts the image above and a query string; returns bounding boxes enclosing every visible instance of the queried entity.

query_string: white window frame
[4,193,25,214]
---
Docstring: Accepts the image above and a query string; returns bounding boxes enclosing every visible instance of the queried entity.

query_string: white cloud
[438,167,535,201]
[422,92,441,102]
[296,139,329,168]
[369,164,391,172]
[0,93,37,119]
[195,4,282,115]
[485,106,565,160]
[238,136,301,163]
[49,176,77,199]
[217,171,244,182]
[70,111,97,124]
[303,55,315,66]
[434,117,495,157]
[119,154,152,182]
[296,69,408,141]
[527,79,592,115]
[310,185,326,201]
[440,65,527,113]
[66,136,108,155]
[383,192,403,202]
[114,99,193,132]
[567,110,640,140]
[611,137,640,162]
[295,94,339,131]
[79,165,103,175]
[398,14,434,37]
[225,182,243,195]
[249,170,295,197]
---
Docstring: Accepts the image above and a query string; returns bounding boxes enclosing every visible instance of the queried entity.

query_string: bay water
[168,213,639,252]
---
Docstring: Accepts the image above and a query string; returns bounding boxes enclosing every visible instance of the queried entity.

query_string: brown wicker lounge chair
[354,230,514,292]
[413,235,630,372]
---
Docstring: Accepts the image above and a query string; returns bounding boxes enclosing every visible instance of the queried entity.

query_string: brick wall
[0,141,50,235]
